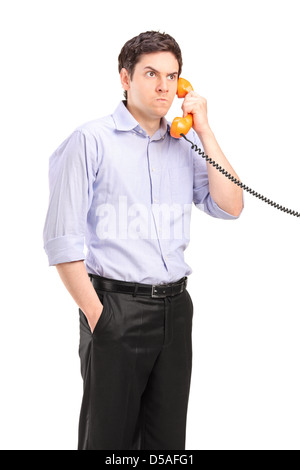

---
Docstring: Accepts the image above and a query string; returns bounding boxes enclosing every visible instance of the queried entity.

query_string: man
[43,31,243,450]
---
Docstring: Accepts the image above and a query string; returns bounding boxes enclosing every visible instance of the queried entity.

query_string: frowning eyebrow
[143,66,178,76]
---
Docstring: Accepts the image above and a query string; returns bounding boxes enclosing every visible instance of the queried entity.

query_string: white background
[1,0,299,450]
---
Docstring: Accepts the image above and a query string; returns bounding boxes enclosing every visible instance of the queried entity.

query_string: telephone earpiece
[170,78,194,139]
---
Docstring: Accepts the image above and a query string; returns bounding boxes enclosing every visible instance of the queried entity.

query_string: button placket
[147,140,171,269]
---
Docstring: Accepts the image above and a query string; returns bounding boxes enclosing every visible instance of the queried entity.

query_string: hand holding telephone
[170,78,194,139]
[171,78,300,217]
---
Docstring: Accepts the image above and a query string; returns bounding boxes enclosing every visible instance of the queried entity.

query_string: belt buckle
[151,284,167,298]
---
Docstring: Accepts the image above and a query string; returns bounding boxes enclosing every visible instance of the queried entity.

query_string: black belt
[89,274,188,298]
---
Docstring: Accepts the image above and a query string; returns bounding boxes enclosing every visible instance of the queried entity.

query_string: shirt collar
[112,101,170,141]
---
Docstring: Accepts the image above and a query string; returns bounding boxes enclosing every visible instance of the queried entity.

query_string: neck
[126,101,161,137]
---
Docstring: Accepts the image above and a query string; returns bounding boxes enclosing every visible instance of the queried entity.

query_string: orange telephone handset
[170,78,194,139]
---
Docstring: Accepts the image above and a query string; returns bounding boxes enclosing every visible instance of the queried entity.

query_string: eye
[168,74,177,81]
[146,71,156,78]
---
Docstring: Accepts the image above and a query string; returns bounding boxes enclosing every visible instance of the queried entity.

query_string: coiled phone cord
[181,133,300,218]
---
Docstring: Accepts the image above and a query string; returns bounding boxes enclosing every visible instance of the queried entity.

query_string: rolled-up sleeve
[190,130,243,220]
[43,130,98,265]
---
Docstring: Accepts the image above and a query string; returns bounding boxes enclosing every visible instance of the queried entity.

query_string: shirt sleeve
[43,129,98,265]
[190,130,243,220]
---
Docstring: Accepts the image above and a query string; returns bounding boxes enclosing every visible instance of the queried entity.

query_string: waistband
[88,274,188,298]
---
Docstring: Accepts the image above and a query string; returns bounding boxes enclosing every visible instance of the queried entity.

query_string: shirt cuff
[44,235,85,266]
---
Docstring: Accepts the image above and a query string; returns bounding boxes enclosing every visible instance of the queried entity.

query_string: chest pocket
[168,166,193,205]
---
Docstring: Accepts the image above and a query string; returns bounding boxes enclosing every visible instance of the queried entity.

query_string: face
[120,51,179,122]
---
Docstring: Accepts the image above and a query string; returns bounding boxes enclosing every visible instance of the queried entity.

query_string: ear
[120,68,130,93]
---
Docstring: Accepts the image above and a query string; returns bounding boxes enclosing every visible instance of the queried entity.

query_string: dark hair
[118,31,183,99]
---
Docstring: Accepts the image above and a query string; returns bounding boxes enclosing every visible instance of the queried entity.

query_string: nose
[157,77,169,94]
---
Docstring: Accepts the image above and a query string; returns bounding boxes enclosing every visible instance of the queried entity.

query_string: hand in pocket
[87,304,104,333]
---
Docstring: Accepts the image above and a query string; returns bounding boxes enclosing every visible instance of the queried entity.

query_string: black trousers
[78,276,194,450]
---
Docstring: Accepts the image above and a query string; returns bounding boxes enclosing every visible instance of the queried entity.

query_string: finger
[181,102,189,118]
[182,100,193,116]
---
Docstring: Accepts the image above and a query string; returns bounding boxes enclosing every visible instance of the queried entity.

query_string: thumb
[181,103,188,118]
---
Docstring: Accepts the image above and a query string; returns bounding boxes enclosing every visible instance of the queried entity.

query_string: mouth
[156,98,168,103]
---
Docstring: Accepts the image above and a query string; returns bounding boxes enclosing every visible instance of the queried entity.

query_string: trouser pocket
[79,290,113,336]
[78,290,113,380]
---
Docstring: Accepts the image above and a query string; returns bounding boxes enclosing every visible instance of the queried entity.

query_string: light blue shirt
[43,101,241,284]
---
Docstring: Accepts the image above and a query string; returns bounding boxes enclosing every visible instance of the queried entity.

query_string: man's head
[118,31,182,123]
